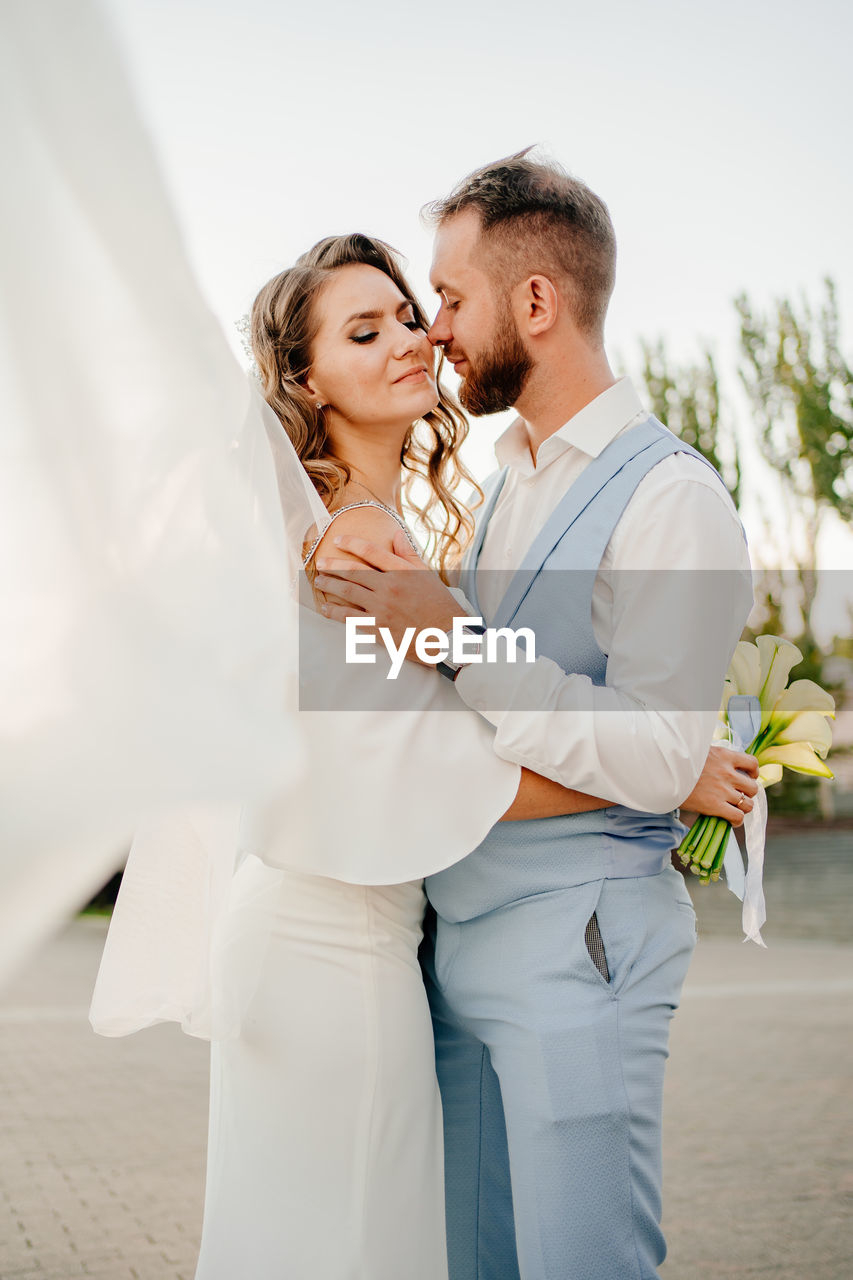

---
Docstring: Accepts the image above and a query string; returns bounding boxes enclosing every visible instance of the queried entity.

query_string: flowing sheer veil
[2,1,521,1038]
[0,0,327,998]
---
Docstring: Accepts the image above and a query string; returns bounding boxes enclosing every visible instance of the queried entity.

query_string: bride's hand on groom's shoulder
[315,531,461,659]
[681,744,760,827]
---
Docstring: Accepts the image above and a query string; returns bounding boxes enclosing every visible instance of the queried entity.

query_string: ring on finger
[736,792,747,809]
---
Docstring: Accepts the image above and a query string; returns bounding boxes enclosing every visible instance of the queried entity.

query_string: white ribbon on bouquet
[721,694,768,947]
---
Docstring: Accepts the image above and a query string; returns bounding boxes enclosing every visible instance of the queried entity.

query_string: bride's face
[306,264,438,432]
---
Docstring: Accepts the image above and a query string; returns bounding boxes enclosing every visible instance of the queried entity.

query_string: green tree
[736,279,852,812]
[640,283,852,814]
[640,340,742,507]
[737,278,853,624]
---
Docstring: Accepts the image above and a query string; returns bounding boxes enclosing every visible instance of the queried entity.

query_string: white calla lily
[757,742,834,779]
[728,642,762,695]
[757,763,783,786]
[773,711,833,757]
[756,636,803,730]
[718,677,738,723]
[771,679,836,723]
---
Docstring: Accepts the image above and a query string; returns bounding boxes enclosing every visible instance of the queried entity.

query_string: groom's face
[428,210,533,416]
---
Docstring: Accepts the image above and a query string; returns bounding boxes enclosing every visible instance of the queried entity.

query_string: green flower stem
[699,819,728,869]
[678,814,710,859]
[677,833,696,864]
[747,725,774,756]
[708,822,733,877]
[691,816,721,867]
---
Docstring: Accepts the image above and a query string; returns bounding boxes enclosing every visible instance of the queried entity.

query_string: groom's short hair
[425,149,616,340]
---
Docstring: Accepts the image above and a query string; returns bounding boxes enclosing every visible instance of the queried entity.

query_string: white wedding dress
[88,598,519,1280]
[199,868,444,1278]
[1,5,523,1277]
[183,526,521,1279]
[179,601,520,1280]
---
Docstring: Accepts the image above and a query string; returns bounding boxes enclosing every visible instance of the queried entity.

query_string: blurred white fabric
[0,0,316,989]
[2,1,520,1036]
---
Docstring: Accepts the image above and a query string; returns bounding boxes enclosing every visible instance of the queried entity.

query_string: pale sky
[104,0,853,614]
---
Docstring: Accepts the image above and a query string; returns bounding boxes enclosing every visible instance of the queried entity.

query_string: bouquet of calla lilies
[678,635,835,885]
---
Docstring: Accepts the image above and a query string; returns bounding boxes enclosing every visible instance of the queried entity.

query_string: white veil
[2,0,521,1038]
[0,0,326,996]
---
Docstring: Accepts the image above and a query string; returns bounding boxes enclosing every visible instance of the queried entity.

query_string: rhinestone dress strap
[302,500,419,568]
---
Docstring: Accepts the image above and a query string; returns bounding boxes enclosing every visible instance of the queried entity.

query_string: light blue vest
[426,416,720,923]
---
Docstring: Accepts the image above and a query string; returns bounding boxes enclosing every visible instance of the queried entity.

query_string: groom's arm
[453,468,753,813]
[322,467,753,813]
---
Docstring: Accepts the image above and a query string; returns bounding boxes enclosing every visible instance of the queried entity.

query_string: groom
[316,152,754,1279]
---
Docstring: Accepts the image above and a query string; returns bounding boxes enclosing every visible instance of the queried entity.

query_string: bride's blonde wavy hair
[250,233,480,578]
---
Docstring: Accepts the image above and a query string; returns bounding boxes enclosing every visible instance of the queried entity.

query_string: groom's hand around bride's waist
[314,530,460,662]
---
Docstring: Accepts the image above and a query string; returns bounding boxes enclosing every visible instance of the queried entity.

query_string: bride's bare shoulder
[309,501,402,566]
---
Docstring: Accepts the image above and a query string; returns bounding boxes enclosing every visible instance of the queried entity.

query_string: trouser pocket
[583,911,610,982]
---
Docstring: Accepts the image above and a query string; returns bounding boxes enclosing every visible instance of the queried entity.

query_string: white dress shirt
[455,378,754,811]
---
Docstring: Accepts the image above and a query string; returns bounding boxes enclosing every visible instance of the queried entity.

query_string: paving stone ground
[1,827,851,1279]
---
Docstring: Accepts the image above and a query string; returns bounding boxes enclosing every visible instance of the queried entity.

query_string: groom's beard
[458,307,534,417]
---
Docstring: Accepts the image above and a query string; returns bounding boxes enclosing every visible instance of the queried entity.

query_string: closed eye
[436,289,460,313]
[349,301,421,343]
